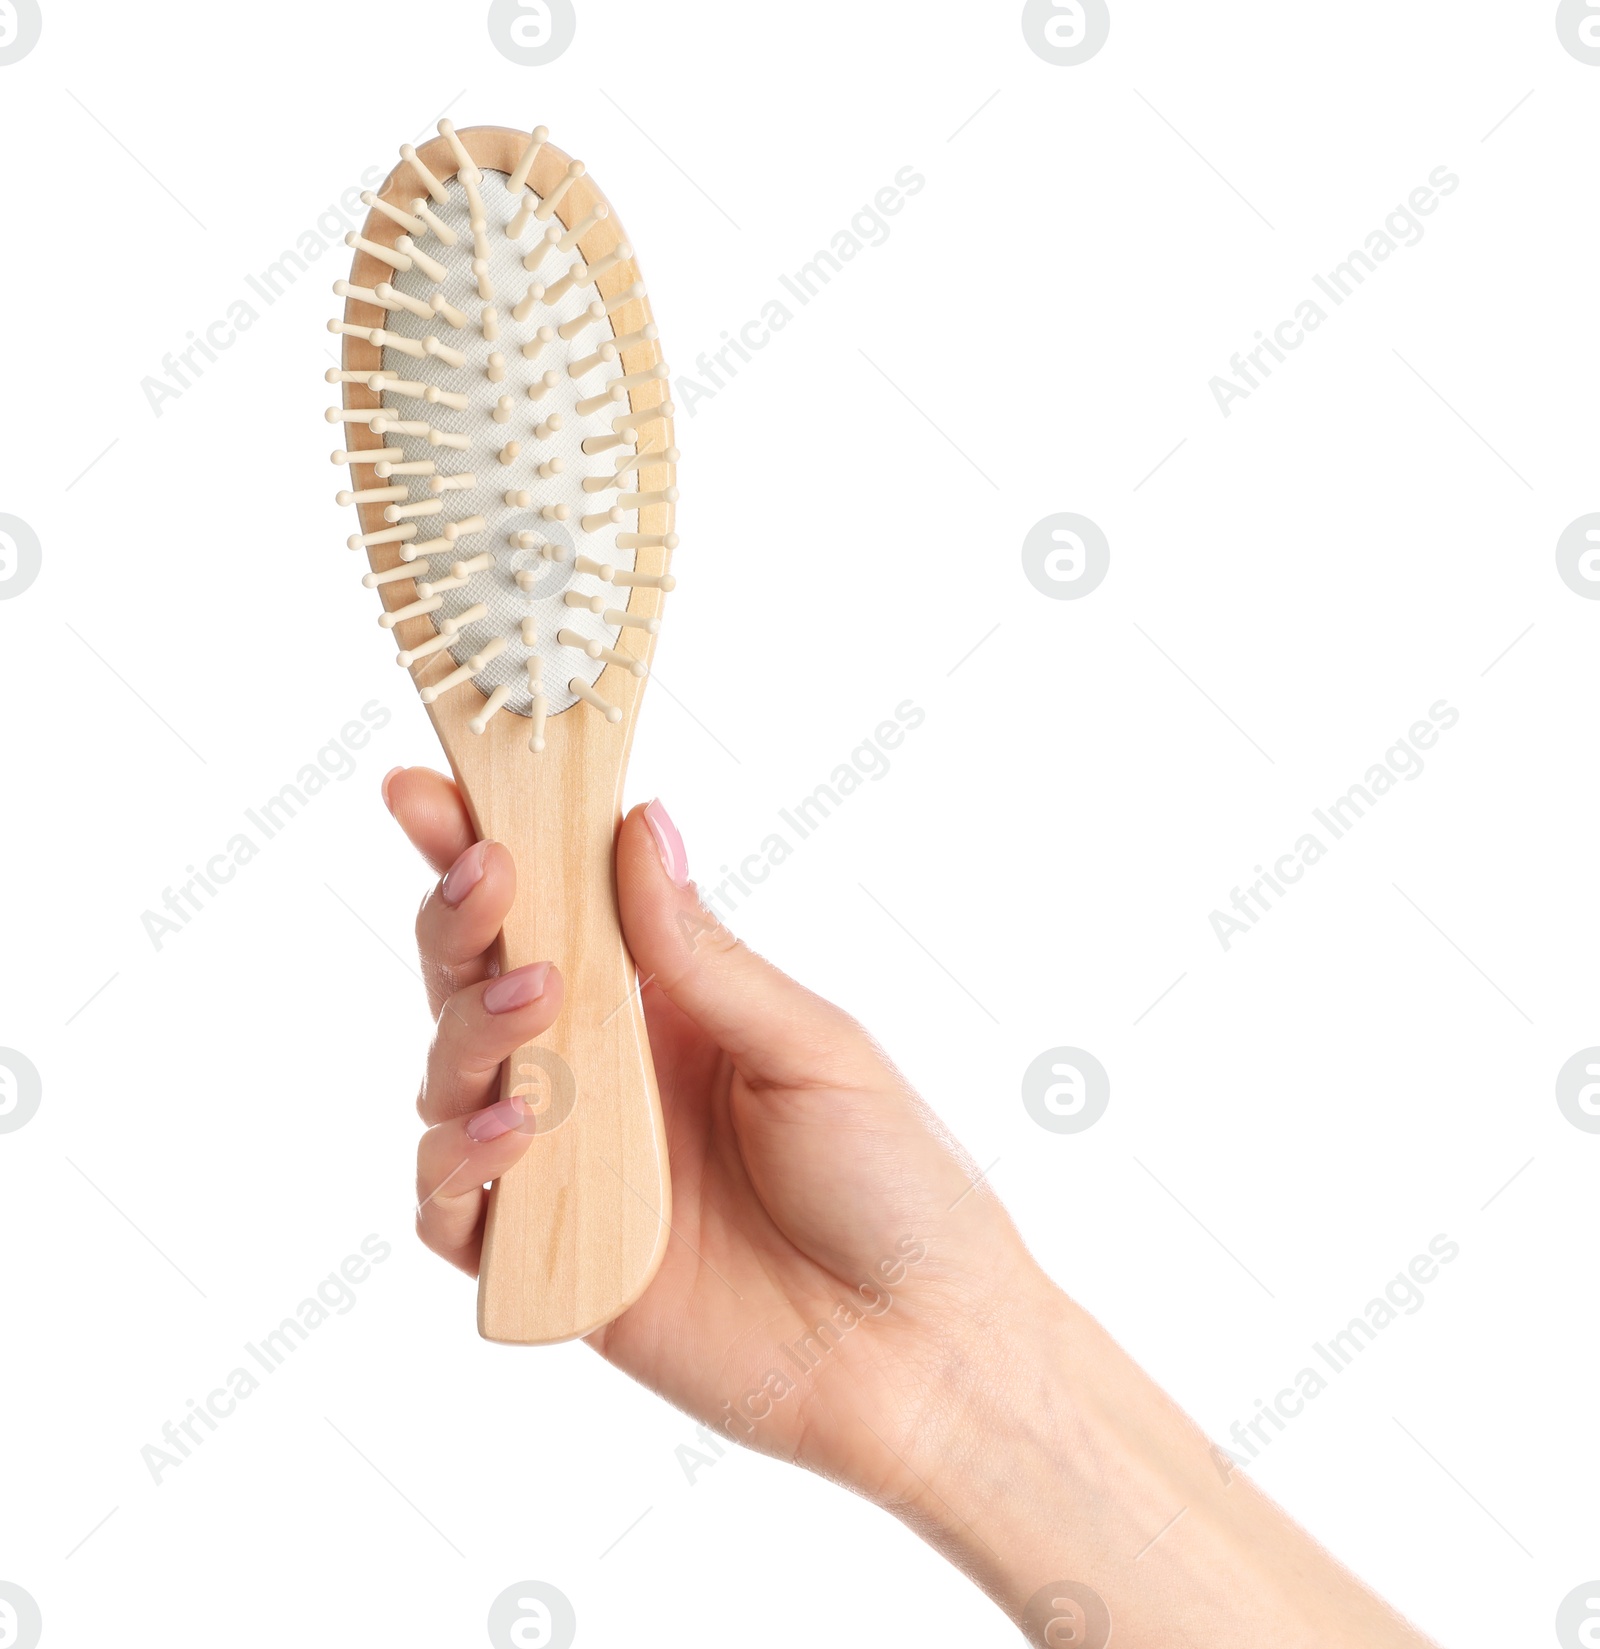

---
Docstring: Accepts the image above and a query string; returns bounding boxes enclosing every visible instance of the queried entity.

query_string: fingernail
[466,1093,524,1143]
[483,962,551,1015]
[380,766,403,814]
[442,841,487,907]
[644,799,689,888]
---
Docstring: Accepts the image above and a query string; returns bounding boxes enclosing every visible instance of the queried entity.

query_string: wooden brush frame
[339,126,673,1344]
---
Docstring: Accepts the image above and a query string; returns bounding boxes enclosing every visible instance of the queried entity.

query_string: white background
[1,2,1596,1644]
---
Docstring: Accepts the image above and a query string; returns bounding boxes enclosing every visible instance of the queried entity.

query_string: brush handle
[465,730,670,1343]
[343,124,676,1342]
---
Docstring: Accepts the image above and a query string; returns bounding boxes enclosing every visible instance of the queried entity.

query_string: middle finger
[415,839,517,1015]
[419,960,566,1123]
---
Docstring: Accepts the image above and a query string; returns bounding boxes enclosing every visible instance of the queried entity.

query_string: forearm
[883,1278,1437,1647]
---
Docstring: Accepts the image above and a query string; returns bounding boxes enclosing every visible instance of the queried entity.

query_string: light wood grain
[339,126,673,1344]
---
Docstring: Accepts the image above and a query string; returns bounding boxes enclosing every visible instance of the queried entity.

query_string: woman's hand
[384,766,1438,1648]
[384,766,1039,1509]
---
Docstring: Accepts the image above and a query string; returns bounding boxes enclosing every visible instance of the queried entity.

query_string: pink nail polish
[380,766,403,814]
[483,962,551,1015]
[466,1094,525,1143]
[644,799,689,888]
[442,841,487,907]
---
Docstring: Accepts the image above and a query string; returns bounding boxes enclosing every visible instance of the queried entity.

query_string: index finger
[384,766,476,873]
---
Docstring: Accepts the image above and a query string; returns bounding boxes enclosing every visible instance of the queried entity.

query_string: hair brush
[328,121,676,1344]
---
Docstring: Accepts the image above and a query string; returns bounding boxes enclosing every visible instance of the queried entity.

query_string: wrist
[862,1262,1098,1546]
[878,1273,1121,1581]
[873,1273,1435,1648]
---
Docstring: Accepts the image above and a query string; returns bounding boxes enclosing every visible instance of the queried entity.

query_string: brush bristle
[331,125,675,747]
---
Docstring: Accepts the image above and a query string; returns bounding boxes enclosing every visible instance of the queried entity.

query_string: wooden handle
[465,706,670,1343]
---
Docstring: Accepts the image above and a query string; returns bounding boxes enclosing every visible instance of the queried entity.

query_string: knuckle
[437,992,476,1039]
[413,1207,448,1256]
[423,956,459,1006]
[665,905,741,974]
[698,921,744,961]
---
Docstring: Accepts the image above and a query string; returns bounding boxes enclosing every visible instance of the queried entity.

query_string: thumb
[616,800,867,1090]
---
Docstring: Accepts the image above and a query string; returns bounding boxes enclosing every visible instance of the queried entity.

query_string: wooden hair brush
[328,122,675,1344]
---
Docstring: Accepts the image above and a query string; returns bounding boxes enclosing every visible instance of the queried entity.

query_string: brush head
[332,124,676,750]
